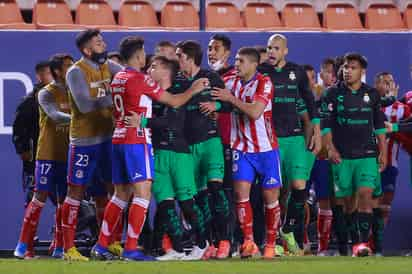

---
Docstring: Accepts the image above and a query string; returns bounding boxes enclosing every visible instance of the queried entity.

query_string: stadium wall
[0,31,411,252]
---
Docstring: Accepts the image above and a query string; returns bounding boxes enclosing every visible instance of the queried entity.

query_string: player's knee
[291,188,307,203]
[358,187,373,201]
[292,179,306,190]
[157,199,176,216]
[34,191,48,203]
[208,181,223,193]
[67,184,85,200]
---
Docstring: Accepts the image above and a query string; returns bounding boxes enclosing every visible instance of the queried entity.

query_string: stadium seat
[323,3,364,30]
[75,0,118,29]
[360,0,394,12]
[33,0,77,29]
[281,2,321,29]
[161,1,199,29]
[365,3,406,29]
[0,0,33,29]
[314,0,360,12]
[206,1,243,30]
[243,2,283,30]
[403,3,412,28]
[119,0,160,29]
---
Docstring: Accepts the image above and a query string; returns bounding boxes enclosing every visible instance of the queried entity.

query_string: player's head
[303,64,316,90]
[155,41,177,60]
[108,51,122,65]
[255,45,268,64]
[267,34,288,67]
[235,47,260,80]
[375,72,394,97]
[34,60,52,85]
[343,53,367,85]
[76,29,107,64]
[334,55,345,82]
[48,53,74,82]
[320,58,337,88]
[119,36,146,70]
[176,40,203,74]
[208,34,231,71]
[148,55,179,84]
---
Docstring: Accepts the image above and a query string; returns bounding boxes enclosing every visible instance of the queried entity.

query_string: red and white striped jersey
[224,72,278,153]
[383,101,411,166]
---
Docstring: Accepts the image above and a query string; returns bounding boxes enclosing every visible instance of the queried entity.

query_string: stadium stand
[206,1,243,30]
[33,0,77,29]
[118,0,160,29]
[75,0,117,29]
[281,1,321,29]
[323,2,364,30]
[363,0,406,29]
[0,0,33,29]
[243,1,283,30]
[161,1,199,29]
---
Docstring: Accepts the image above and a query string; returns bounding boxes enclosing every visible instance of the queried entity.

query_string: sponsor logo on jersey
[232,163,238,172]
[76,169,84,179]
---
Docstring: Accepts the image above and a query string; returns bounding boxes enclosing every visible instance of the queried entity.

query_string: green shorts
[331,157,380,198]
[278,136,316,187]
[190,137,224,191]
[152,149,197,203]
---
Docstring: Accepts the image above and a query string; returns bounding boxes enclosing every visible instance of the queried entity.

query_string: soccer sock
[345,211,359,245]
[208,181,230,241]
[195,189,212,241]
[317,209,333,252]
[97,196,127,248]
[358,212,373,244]
[283,189,306,248]
[112,213,124,243]
[157,200,183,253]
[62,197,80,251]
[180,199,207,249]
[124,197,149,251]
[332,205,348,255]
[236,199,254,242]
[54,204,63,248]
[372,208,384,253]
[18,198,45,245]
[265,201,281,247]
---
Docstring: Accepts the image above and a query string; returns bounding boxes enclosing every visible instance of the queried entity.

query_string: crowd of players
[11,29,412,261]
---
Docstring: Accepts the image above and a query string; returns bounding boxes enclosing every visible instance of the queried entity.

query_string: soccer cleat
[181,242,210,261]
[63,247,89,261]
[352,243,371,257]
[162,235,173,253]
[216,240,231,259]
[108,241,123,257]
[23,250,39,260]
[14,242,27,259]
[275,245,284,257]
[156,249,186,261]
[202,244,217,260]
[240,240,259,259]
[48,239,56,256]
[263,245,277,260]
[51,247,64,259]
[122,249,156,261]
[280,229,303,256]
[91,244,116,261]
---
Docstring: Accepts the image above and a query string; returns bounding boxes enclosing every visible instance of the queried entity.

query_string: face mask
[208,58,225,71]
[91,51,108,65]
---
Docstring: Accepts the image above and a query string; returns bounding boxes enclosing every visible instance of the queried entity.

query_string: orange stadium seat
[365,3,406,29]
[404,4,412,29]
[33,0,76,29]
[119,0,160,29]
[206,2,243,30]
[243,2,283,30]
[76,0,118,29]
[161,1,199,29]
[281,2,321,29]
[0,0,33,29]
[323,3,364,30]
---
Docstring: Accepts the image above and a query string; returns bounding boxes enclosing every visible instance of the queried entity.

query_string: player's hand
[199,102,217,116]
[384,121,394,133]
[190,78,210,94]
[20,151,32,162]
[124,111,141,128]
[328,147,342,164]
[378,151,387,172]
[388,81,399,97]
[309,131,322,155]
[212,87,234,103]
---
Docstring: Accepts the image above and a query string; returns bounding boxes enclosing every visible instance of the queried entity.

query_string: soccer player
[155,41,177,60]
[63,29,123,261]
[321,53,387,257]
[14,53,73,259]
[258,34,321,254]
[176,40,231,258]
[91,36,208,261]
[202,47,282,259]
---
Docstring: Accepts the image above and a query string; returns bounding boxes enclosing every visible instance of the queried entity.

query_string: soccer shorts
[309,159,333,200]
[112,143,154,184]
[152,149,197,203]
[331,157,380,198]
[190,137,224,191]
[278,136,315,186]
[232,149,282,189]
[381,165,399,193]
[35,160,67,199]
[67,140,112,188]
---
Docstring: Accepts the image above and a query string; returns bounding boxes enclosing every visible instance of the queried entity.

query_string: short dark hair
[108,51,121,60]
[321,58,335,69]
[237,47,260,64]
[119,36,145,62]
[303,64,315,72]
[176,40,203,66]
[75,28,101,52]
[151,55,180,82]
[156,40,175,49]
[49,53,74,79]
[34,61,50,73]
[344,53,368,69]
[375,71,392,83]
[210,34,231,51]
[254,45,267,54]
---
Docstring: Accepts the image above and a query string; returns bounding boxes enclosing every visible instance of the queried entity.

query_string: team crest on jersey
[289,71,296,81]
[76,170,84,179]
[363,93,370,103]
[40,176,47,185]
[328,103,334,111]
[232,163,238,172]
